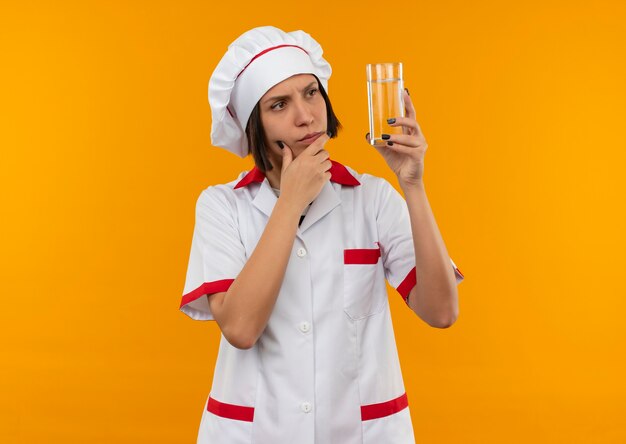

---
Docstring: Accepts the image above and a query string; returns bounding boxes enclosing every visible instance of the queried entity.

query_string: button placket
[292,241,313,421]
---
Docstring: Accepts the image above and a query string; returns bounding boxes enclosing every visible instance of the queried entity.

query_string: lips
[298,132,323,143]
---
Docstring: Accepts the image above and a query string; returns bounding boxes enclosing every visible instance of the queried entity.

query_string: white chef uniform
[180,159,464,444]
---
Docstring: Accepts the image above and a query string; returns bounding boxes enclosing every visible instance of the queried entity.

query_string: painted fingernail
[381,134,391,140]
[405,88,410,96]
[387,118,396,124]
[277,141,284,149]
[387,141,394,146]
[365,132,370,140]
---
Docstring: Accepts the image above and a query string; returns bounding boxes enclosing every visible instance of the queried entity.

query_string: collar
[234,159,361,189]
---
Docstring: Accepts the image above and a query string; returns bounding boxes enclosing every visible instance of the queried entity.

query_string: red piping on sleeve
[396,267,417,303]
[180,279,234,307]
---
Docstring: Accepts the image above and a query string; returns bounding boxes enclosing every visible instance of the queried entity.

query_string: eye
[271,101,286,111]
[307,88,318,97]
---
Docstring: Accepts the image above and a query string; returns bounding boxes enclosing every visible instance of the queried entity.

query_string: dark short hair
[245,75,342,173]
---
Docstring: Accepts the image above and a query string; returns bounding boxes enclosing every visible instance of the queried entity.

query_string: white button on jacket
[181,161,465,444]
[299,321,311,333]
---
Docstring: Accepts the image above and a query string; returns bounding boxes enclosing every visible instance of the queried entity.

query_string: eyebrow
[263,81,318,105]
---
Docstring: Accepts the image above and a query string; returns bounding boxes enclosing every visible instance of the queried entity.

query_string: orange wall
[1,1,625,442]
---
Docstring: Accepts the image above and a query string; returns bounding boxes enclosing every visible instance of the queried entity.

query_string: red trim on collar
[234,160,361,189]
[233,166,266,189]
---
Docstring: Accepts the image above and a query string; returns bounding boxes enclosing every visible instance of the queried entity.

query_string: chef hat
[208,26,332,157]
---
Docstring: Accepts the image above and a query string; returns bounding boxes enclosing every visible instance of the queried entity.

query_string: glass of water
[366,62,405,146]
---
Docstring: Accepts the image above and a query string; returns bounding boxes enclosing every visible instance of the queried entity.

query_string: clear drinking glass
[366,62,405,146]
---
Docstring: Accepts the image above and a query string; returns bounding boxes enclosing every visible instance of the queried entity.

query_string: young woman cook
[180,25,465,444]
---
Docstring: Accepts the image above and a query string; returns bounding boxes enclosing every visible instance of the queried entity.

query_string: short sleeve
[180,187,247,320]
[375,179,465,304]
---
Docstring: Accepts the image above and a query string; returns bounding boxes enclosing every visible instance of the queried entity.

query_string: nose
[293,98,314,126]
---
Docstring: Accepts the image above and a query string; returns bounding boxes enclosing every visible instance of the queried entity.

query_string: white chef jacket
[180,160,464,444]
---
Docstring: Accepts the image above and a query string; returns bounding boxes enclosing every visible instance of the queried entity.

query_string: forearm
[220,197,301,347]
[400,179,458,326]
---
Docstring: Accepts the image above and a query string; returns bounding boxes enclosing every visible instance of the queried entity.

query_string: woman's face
[259,73,328,165]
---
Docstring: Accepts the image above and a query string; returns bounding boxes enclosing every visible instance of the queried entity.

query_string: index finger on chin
[304,131,331,155]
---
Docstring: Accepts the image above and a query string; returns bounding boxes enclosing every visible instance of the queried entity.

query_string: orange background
[2,1,625,442]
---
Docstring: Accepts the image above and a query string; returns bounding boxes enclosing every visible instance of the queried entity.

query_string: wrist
[399,178,425,193]
[275,195,305,220]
